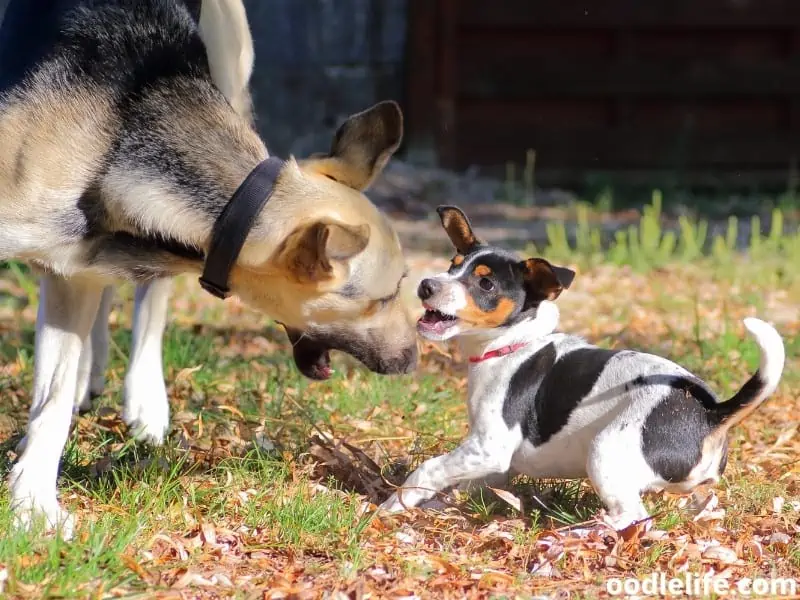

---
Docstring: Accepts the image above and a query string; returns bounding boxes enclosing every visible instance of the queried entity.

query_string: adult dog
[0,0,417,537]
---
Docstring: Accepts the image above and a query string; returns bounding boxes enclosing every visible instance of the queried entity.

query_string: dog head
[230,101,417,379]
[416,205,575,341]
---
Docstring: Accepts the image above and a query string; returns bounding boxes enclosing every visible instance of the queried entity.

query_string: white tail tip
[742,317,785,397]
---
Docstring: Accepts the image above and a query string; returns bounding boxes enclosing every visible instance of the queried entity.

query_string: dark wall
[244,0,408,158]
[0,0,409,159]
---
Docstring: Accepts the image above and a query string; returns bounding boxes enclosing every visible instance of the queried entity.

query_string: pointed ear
[520,258,575,308]
[436,205,481,254]
[274,220,371,282]
[304,101,403,191]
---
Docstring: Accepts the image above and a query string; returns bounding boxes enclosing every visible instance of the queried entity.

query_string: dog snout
[376,345,418,375]
[418,278,441,301]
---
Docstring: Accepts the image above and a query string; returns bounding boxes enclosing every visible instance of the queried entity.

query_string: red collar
[468,342,528,364]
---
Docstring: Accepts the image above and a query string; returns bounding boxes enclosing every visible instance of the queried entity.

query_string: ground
[0,194,798,599]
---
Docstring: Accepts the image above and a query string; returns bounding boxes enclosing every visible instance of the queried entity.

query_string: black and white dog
[381,206,785,530]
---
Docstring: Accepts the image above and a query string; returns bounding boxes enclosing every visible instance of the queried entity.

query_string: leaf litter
[0,251,798,598]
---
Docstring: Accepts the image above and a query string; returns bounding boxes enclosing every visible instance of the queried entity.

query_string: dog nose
[418,278,440,301]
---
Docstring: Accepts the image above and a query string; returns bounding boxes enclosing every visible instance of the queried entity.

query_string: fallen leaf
[487,487,522,512]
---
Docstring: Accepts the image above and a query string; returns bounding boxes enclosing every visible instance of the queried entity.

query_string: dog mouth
[283,326,334,380]
[417,306,460,334]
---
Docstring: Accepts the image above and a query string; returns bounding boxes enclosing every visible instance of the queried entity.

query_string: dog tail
[708,318,785,431]
[198,0,255,119]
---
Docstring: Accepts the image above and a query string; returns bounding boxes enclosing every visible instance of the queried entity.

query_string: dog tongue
[417,314,448,334]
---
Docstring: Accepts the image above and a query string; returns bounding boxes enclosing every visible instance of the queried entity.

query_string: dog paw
[380,493,410,513]
[75,390,100,415]
[10,477,74,539]
[13,501,75,540]
[418,497,451,511]
[123,374,170,445]
[603,508,651,532]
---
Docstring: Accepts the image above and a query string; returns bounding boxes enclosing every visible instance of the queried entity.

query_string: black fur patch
[640,376,718,483]
[451,249,529,326]
[86,231,204,281]
[504,345,621,445]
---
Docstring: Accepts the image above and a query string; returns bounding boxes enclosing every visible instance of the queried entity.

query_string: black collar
[199,157,285,299]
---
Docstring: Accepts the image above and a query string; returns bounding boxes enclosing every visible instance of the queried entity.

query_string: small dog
[0,0,417,536]
[381,206,785,530]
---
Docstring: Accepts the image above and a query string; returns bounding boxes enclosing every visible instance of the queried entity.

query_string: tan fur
[272,220,370,284]
[456,296,517,329]
[0,87,114,213]
[452,254,464,266]
[473,264,492,277]
[0,28,415,367]
[0,0,417,538]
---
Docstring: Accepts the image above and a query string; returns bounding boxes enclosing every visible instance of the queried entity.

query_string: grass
[0,202,798,598]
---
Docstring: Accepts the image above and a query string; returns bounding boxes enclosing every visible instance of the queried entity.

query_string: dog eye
[479,278,494,291]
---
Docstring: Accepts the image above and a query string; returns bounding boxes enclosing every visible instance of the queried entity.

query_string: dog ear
[436,205,481,254]
[304,101,403,191]
[519,258,575,308]
[275,220,371,282]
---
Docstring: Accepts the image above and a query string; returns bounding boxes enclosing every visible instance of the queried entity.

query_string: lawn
[0,198,798,599]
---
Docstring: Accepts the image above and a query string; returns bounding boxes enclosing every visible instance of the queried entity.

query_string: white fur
[10,275,105,539]
[743,317,785,398]
[75,285,114,412]
[382,301,784,530]
[123,279,173,444]
[198,0,255,118]
[428,273,468,314]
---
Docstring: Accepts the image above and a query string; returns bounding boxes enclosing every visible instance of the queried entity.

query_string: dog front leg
[380,433,515,513]
[10,274,104,538]
[75,285,114,413]
[123,278,172,445]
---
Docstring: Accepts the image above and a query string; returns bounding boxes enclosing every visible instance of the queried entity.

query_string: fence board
[459,59,800,99]
[405,0,800,186]
[458,0,800,29]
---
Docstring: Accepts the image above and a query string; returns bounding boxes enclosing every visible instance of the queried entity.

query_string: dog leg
[586,442,650,530]
[123,278,172,445]
[456,470,512,494]
[75,285,114,413]
[10,274,104,538]
[416,471,512,511]
[380,433,516,513]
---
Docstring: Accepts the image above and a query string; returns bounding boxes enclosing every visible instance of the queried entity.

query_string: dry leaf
[487,487,522,512]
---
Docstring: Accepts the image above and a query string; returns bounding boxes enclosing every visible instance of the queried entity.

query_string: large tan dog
[0,0,417,537]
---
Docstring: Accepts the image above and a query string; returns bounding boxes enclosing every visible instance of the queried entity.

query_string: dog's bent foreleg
[10,274,104,538]
[123,278,172,445]
[380,432,518,512]
[75,285,114,413]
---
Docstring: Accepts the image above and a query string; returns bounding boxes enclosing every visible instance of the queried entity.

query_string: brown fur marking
[457,296,516,328]
[438,207,478,254]
[521,258,564,301]
[473,264,491,277]
[272,220,370,283]
[452,254,464,266]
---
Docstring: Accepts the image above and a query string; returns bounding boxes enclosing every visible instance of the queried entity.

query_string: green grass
[0,201,798,597]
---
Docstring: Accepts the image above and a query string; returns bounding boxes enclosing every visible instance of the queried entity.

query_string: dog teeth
[423,309,456,322]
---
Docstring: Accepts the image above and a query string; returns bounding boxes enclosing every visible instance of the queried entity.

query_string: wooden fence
[405,0,800,189]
